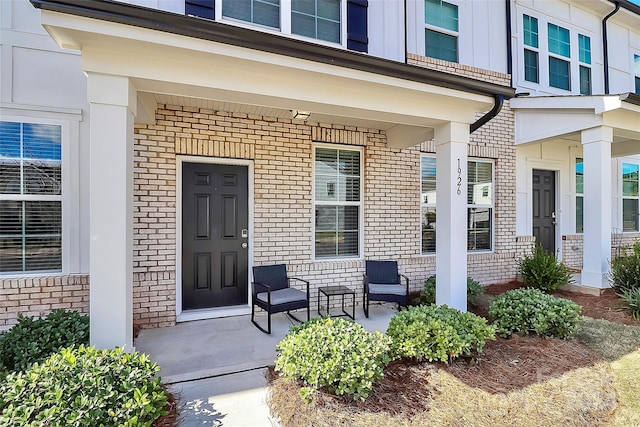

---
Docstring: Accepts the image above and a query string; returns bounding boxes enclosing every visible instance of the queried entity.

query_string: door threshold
[177,305,251,323]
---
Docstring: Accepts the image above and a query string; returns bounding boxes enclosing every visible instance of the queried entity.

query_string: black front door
[182,163,249,310]
[532,169,556,254]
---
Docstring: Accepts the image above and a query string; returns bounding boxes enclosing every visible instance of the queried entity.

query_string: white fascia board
[40,10,494,128]
[514,109,603,145]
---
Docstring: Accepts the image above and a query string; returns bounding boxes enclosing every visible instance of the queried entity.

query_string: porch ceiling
[511,94,640,157]
[37,6,507,149]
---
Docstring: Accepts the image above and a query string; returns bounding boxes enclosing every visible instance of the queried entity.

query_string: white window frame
[621,160,640,233]
[0,111,81,276]
[312,143,364,261]
[419,155,494,255]
[634,53,640,94]
[423,0,459,63]
[420,155,437,255]
[522,14,540,84]
[574,156,584,234]
[467,158,495,253]
[214,0,347,48]
[578,34,591,95]
[516,9,597,95]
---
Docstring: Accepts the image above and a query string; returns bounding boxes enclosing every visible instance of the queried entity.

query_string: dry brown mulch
[442,334,604,394]
[153,388,179,427]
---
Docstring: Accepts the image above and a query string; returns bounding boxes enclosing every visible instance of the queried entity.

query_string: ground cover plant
[274,317,391,401]
[0,309,89,373]
[609,241,640,319]
[268,282,640,427]
[416,275,484,306]
[517,245,573,292]
[489,287,583,338]
[0,346,169,426]
[386,304,495,362]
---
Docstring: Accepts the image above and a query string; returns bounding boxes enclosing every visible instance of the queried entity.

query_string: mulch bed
[482,280,638,326]
[268,280,636,426]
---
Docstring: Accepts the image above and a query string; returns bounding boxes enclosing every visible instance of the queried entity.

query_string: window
[523,15,539,83]
[421,157,437,253]
[579,34,591,95]
[222,0,280,28]
[0,121,62,273]
[420,157,493,254]
[576,157,583,233]
[622,163,639,232]
[548,23,570,90]
[314,146,361,258]
[292,0,341,43]
[219,0,342,44]
[424,0,458,62]
[634,55,640,94]
[467,161,493,251]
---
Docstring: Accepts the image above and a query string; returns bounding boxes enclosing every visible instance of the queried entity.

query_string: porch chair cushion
[368,283,407,296]
[256,288,307,305]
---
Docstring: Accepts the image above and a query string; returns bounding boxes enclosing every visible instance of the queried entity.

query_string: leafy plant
[609,241,640,294]
[275,317,391,401]
[386,304,496,363]
[618,287,640,320]
[0,309,89,372]
[489,288,583,339]
[0,345,168,426]
[517,245,573,292]
[418,275,484,305]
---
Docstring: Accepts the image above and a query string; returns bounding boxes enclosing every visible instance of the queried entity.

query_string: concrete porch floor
[134,304,397,426]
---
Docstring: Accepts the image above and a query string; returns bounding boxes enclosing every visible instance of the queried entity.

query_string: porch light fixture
[291,110,312,121]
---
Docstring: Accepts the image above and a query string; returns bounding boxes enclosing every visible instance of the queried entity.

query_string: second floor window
[0,121,62,273]
[523,14,539,83]
[548,23,571,90]
[424,0,458,62]
[578,34,591,95]
[635,54,640,95]
[214,0,342,44]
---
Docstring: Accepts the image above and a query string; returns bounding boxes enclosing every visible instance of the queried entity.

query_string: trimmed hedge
[489,288,583,339]
[275,317,391,401]
[0,346,168,427]
[386,304,496,362]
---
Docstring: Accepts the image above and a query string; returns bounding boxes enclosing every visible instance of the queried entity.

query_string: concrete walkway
[134,304,397,426]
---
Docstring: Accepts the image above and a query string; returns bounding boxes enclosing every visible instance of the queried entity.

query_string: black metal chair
[251,264,310,334]
[363,260,409,318]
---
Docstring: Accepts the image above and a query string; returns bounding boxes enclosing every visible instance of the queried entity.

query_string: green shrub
[618,287,640,320]
[0,346,168,427]
[418,275,484,305]
[275,317,391,401]
[386,305,496,363]
[0,309,89,372]
[517,245,574,292]
[609,241,640,294]
[489,288,583,339]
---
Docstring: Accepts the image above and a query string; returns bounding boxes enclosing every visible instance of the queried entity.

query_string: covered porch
[33,0,513,350]
[511,93,640,291]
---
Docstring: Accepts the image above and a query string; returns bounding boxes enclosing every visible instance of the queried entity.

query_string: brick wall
[129,96,527,329]
[562,232,640,270]
[0,275,89,331]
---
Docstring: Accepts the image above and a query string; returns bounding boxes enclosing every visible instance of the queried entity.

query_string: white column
[581,126,613,289]
[435,122,469,311]
[87,73,136,349]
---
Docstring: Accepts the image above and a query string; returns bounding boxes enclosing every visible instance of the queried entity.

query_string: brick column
[435,122,469,311]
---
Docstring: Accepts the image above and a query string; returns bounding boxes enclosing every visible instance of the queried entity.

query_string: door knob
[241,243,248,249]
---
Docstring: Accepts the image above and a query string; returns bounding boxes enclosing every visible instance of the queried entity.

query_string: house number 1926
[456,159,462,195]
